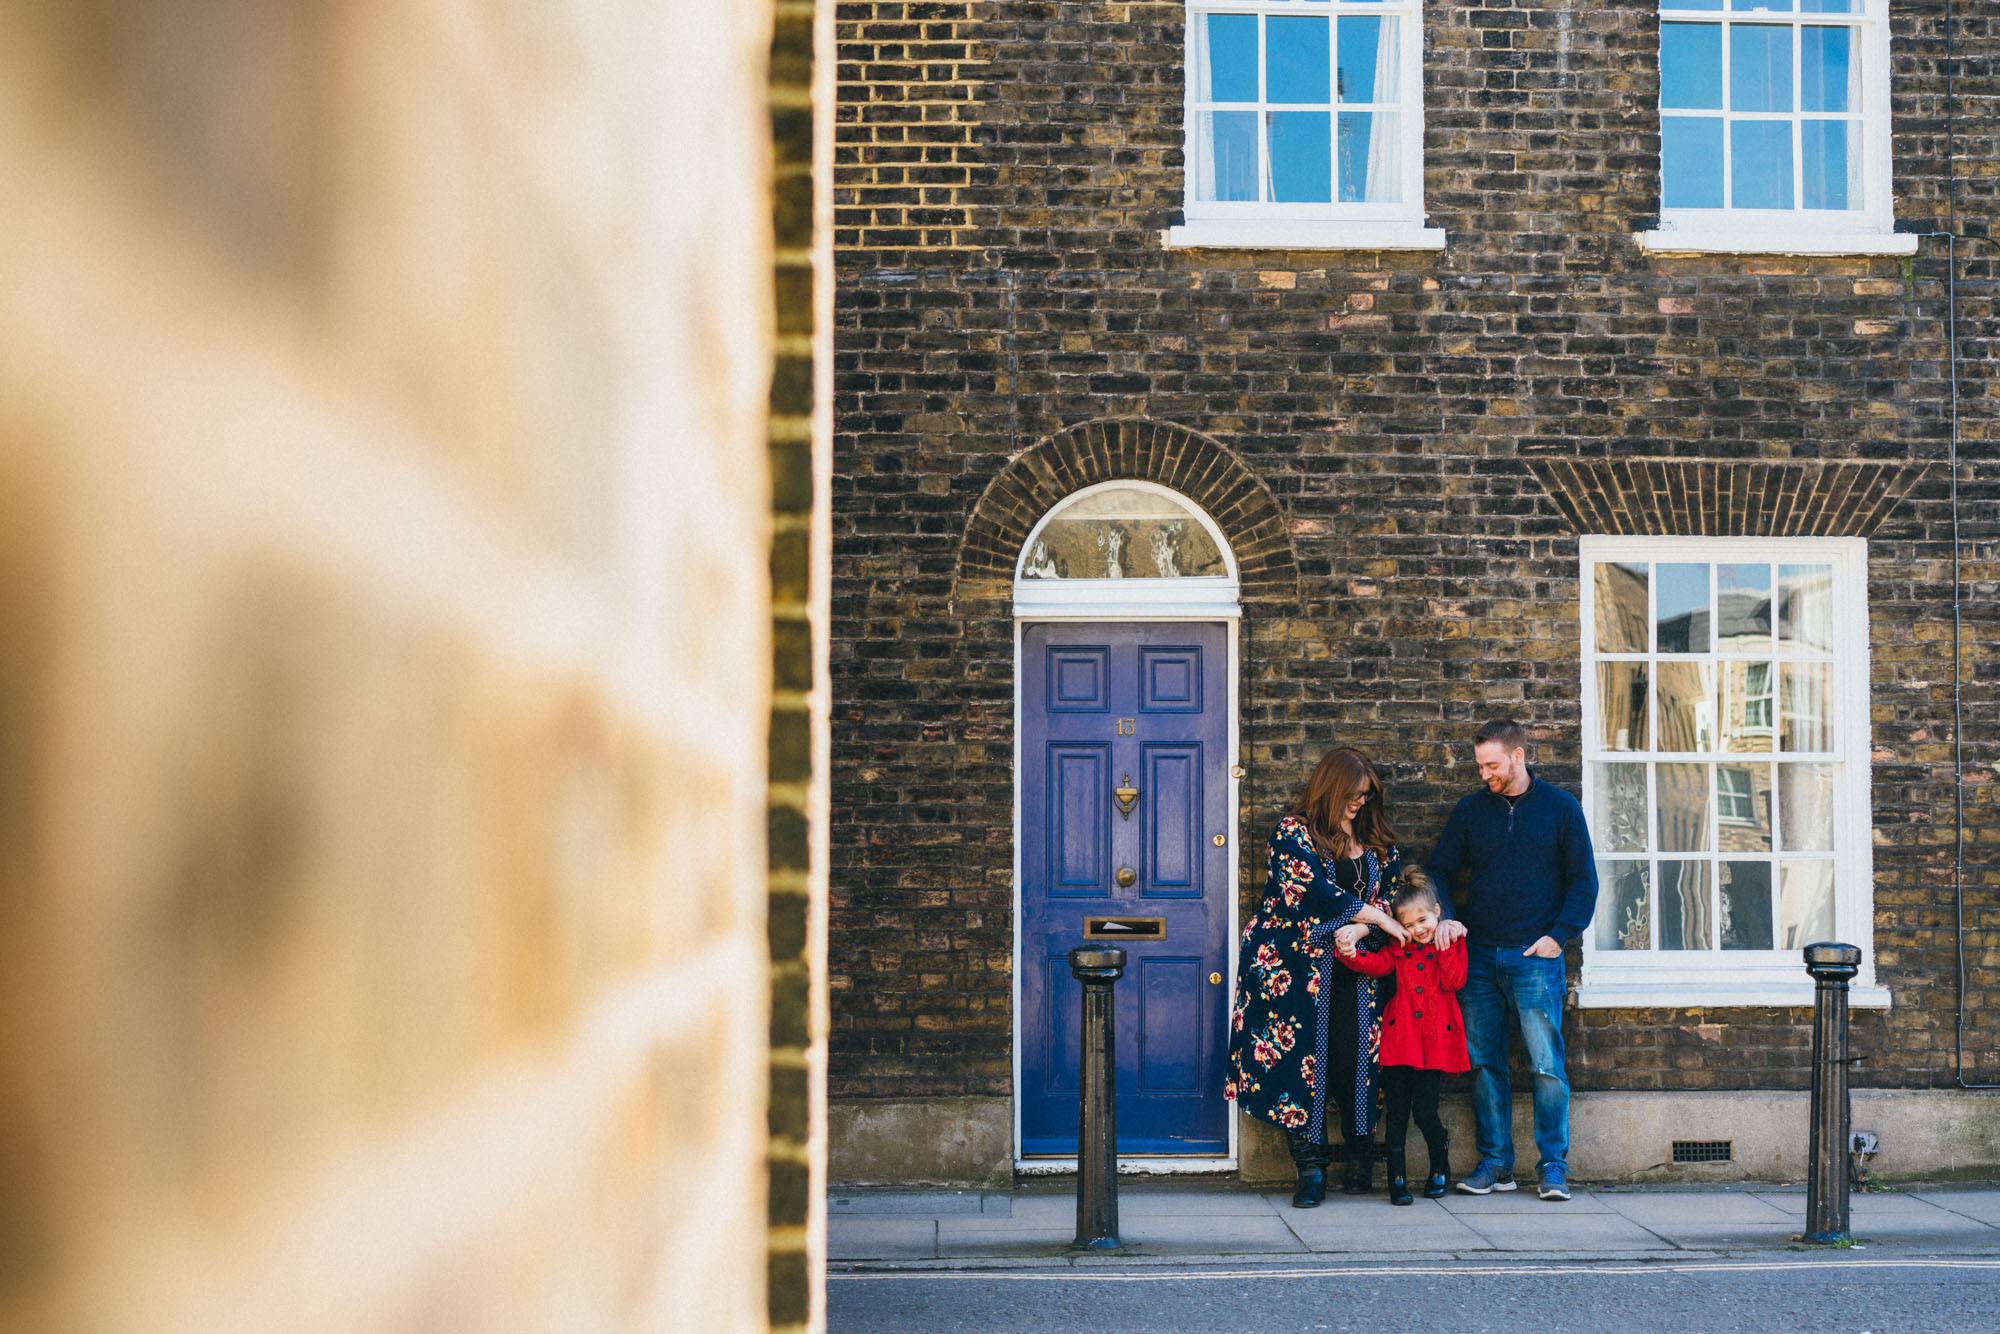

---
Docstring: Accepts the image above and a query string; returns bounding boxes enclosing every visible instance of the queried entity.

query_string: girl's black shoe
[1387,1153,1413,1206]
[1423,1172,1449,1199]
[1341,1141,1374,1194]
[1291,1168,1327,1209]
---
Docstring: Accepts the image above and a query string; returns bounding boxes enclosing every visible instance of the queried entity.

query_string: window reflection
[1720,861,1773,950]
[1023,487,1226,580]
[1596,663,1649,752]
[1781,662,1833,752]
[1660,860,1712,950]
[1719,661,1776,752]
[1596,861,1651,951]
[1780,860,1836,948]
[1656,763,1710,852]
[1716,763,1772,852]
[1780,564,1834,650]
[1595,562,1649,653]
[1778,762,1836,850]
[1657,563,1711,653]
[1592,762,1649,853]
[1657,662,1713,752]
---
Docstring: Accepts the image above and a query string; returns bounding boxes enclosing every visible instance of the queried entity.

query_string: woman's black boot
[1424,1139,1450,1198]
[1291,1167,1327,1209]
[1387,1153,1413,1206]
[1341,1138,1374,1194]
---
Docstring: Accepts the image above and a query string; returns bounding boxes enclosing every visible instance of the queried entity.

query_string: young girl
[1339,870,1468,1204]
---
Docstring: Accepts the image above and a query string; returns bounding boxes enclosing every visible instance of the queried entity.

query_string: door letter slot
[1084,916,1165,940]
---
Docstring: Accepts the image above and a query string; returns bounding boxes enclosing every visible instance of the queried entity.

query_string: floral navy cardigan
[1225,815,1399,1144]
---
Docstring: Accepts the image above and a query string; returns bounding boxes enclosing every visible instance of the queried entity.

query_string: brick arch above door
[955,419,1300,606]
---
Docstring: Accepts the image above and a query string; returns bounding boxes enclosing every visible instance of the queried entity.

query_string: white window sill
[1575,980,1892,1010]
[1638,228,1918,257]
[1165,220,1446,252]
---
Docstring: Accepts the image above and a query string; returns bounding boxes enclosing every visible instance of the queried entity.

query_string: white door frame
[1009,481,1243,1173]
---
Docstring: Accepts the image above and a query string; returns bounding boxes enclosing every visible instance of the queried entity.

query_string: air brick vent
[1672,1139,1733,1164]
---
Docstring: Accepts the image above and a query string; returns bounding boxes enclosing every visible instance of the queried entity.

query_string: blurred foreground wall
[0,3,825,1330]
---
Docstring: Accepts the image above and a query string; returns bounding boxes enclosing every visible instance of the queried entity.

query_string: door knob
[1115,866,1137,888]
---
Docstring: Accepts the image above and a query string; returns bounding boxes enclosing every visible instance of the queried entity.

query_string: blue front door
[1020,622,1230,1156]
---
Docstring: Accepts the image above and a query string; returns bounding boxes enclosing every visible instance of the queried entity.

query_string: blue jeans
[1460,945,1570,1175]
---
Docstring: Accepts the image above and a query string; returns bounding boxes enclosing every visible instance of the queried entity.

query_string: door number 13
[1115,718,1136,736]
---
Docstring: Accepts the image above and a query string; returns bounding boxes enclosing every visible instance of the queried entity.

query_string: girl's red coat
[1342,939,1470,1073]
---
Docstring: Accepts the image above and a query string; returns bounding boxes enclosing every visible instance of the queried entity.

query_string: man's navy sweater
[1425,771,1599,948]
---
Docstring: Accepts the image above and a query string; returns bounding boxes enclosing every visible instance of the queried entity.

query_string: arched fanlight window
[1014,481,1239,617]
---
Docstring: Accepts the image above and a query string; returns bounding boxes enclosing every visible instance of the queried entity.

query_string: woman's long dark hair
[1290,747,1397,861]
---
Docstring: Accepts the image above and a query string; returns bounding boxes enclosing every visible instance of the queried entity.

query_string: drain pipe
[1923,0,1995,1091]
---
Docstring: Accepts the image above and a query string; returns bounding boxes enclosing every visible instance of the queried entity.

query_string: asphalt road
[829,1259,2000,1333]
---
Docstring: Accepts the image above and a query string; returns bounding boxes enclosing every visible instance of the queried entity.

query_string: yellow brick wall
[0,3,793,1330]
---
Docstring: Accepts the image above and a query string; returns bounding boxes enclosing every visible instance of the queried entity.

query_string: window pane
[1779,860,1836,949]
[1268,111,1333,202]
[1720,861,1774,949]
[1597,663,1649,752]
[1657,763,1711,852]
[1719,661,1776,753]
[1661,23,1724,109]
[1801,0,1856,11]
[1267,16,1331,103]
[1336,112,1400,202]
[1717,763,1772,851]
[1778,762,1836,851]
[1596,861,1652,951]
[1028,486,1228,579]
[1730,26,1795,113]
[1197,111,1261,202]
[1731,0,1793,9]
[1717,564,1772,650]
[1657,662,1714,753]
[1671,0,1726,9]
[1801,26,1855,113]
[1781,661,1833,752]
[1657,563,1710,653]
[1337,16,1398,103]
[1204,14,1260,102]
[1663,117,1725,208]
[1660,861,1713,950]
[1731,120,1795,210]
[1595,562,1649,652]
[1593,762,1650,853]
[1803,120,1852,211]
[1779,563,1834,649]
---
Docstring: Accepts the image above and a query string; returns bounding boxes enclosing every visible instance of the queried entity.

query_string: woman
[1225,747,1408,1208]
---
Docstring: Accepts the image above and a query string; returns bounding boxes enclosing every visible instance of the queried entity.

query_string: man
[1426,719,1598,1202]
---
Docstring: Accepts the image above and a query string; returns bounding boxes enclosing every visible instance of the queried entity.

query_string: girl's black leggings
[1379,1065,1448,1168]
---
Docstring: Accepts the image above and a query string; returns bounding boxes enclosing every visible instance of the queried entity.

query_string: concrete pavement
[829,1181,2000,1268]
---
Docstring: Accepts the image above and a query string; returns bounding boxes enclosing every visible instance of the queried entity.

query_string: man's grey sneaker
[1455,1164,1517,1195]
[1537,1163,1571,1201]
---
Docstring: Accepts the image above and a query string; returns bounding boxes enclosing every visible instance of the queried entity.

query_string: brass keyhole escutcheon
[1210,972,1222,985]
[1115,866,1137,888]
[1113,774,1140,820]
[1212,834,1226,847]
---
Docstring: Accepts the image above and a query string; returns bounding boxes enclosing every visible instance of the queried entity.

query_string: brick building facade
[830,1,1997,1183]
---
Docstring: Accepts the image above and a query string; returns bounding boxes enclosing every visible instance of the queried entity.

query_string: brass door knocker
[1113,773,1140,820]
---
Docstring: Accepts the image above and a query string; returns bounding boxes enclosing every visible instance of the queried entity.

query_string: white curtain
[1363,18,1401,203]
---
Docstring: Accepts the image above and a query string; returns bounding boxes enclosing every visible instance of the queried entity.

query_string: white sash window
[1577,537,1887,1008]
[1169,0,1443,251]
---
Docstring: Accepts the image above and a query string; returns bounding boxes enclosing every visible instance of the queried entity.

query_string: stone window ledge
[1576,981,1893,1010]
[1638,228,1919,257]
[1164,220,1447,252]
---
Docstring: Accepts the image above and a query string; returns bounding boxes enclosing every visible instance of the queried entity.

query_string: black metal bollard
[1069,946,1126,1250]
[1804,941,1862,1244]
